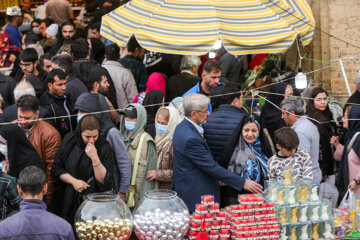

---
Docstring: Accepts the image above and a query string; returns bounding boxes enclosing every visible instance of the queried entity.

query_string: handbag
[126,132,147,208]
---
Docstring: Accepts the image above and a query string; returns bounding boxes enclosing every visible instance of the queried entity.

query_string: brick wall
[286,0,360,98]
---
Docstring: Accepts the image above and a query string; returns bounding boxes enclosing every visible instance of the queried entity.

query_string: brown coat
[28,120,61,204]
[155,141,173,190]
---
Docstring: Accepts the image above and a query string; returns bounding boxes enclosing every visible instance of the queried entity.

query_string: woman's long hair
[307,87,333,123]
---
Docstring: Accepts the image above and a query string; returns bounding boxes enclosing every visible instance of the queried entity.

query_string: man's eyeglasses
[197,109,209,114]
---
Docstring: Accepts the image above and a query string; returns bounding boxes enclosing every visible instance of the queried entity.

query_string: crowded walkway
[0,1,359,239]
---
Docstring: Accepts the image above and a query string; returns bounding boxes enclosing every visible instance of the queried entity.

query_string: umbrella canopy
[101,0,315,55]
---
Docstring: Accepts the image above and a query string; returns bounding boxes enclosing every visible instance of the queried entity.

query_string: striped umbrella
[101,0,315,55]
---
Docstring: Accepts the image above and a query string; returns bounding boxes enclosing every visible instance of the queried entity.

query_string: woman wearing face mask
[0,124,44,179]
[144,107,181,189]
[332,105,360,194]
[51,115,115,223]
[120,104,157,206]
[307,87,337,181]
[220,114,272,206]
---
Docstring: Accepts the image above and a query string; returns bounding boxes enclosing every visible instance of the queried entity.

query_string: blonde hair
[157,108,169,122]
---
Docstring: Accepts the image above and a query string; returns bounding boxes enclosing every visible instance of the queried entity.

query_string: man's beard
[98,88,108,96]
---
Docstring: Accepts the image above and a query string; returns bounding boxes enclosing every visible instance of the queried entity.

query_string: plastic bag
[340,189,356,210]
[320,175,339,208]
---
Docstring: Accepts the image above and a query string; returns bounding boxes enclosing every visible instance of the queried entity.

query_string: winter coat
[40,92,75,139]
[203,104,245,162]
[28,120,61,204]
[120,103,157,204]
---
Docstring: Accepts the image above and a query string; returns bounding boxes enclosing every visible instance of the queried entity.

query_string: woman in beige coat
[145,106,181,189]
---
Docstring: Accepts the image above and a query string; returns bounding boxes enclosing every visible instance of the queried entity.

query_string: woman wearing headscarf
[260,82,293,148]
[132,72,166,104]
[142,90,165,139]
[333,105,360,194]
[145,107,181,189]
[220,114,272,206]
[51,115,115,223]
[307,87,336,180]
[0,124,44,179]
[120,103,157,206]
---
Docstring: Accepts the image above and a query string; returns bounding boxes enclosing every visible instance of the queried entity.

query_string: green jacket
[120,104,157,204]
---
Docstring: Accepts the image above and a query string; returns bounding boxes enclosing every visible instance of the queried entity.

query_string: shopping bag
[320,175,339,208]
[339,189,356,210]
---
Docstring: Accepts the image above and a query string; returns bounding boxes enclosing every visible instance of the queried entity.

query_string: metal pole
[339,59,352,96]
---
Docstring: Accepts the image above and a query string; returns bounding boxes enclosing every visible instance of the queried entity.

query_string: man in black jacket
[40,69,75,138]
[0,73,17,109]
[50,54,87,103]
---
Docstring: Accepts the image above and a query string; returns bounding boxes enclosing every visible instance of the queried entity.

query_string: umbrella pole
[339,59,352,96]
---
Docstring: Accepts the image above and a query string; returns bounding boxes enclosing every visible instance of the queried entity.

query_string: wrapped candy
[75,218,132,240]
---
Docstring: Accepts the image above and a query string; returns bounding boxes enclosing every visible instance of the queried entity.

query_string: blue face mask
[125,121,136,132]
[156,122,168,136]
[77,114,84,123]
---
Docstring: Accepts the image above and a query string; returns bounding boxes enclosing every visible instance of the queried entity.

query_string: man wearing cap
[5,7,23,47]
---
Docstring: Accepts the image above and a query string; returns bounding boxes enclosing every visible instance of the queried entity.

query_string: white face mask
[0,144,7,156]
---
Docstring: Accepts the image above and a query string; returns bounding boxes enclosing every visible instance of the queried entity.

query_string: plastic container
[322,220,335,239]
[74,193,133,240]
[133,190,190,240]
[297,222,312,240]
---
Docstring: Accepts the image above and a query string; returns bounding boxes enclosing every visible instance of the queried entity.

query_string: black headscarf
[0,124,44,179]
[220,114,273,169]
[306,87,335,176]
[219,114,272,207]
[344,90,360,112]
[142,90,164,139]
[337,105,360,193]
[74,93,114,138]
[90,38,105,64]
[260,82,288,144]
[51,115,114,223]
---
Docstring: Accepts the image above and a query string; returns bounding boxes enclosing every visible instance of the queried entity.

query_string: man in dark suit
[172,93,262,212]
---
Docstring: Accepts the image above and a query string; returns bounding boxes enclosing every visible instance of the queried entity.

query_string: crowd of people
[0,1,359,239]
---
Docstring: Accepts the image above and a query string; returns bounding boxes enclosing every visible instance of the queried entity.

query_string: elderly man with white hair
[344,71,360,111]
[0,81,47,123]
[172,93,263,212]
[165,55,202,102]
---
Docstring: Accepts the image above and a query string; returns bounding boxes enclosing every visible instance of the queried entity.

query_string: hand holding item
[72,179,90,192]
[85,143,98,160]
[118,192,126,201]
[348,180,357,190]
[330,136,339,147]
[243,179,263,193]
[145,170,157,181]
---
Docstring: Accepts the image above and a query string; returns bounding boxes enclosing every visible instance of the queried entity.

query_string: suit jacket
[172,119,245,212]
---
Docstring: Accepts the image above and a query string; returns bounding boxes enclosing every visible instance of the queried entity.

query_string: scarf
[226,119,268,182]
[155,106,181,151]
[337,105,360,192]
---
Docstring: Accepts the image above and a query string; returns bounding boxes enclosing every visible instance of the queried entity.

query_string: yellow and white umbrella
[101,0,315,55]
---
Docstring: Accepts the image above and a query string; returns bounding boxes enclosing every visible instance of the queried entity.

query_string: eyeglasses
[197,109,209,114]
